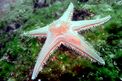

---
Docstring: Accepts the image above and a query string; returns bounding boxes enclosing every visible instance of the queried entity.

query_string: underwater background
[0,0,122,81]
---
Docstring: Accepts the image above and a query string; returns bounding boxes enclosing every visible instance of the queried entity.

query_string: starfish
[23,3,111,80]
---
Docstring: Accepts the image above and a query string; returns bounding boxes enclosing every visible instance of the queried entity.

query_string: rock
[0,0,16,16]
[0,0,25,17]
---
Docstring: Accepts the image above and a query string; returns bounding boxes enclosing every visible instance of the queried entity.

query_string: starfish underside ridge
[23,3,111,80]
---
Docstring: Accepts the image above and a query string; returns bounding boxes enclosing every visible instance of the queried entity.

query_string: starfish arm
[31,33,61,80]
[63,32,105,64]
[77,34,105,64]
[22,25,49,37]
[71,15,111,32]
[58,2,74,21]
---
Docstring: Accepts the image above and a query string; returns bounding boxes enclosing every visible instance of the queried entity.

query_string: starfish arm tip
[20,32,28,36]
[108,15,111,18]
[105,15,111,21]
[100,58,105,65]
[69,2,74,7]
[31,76,35,80]
[59,2,74,21]
[102,61,105,65]
[21,31,35,37]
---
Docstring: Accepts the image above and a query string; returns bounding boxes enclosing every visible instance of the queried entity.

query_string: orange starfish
[23,3,111,80]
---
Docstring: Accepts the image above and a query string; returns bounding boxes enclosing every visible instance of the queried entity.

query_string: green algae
[0,0,122,81]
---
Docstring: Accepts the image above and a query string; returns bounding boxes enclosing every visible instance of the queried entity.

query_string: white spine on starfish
[23,25,49,37]
[58,2,74,22]
[71,15,111,32]
[31,32,61,80]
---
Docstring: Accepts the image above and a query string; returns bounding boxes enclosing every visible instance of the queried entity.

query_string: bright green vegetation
[0,0,122,81]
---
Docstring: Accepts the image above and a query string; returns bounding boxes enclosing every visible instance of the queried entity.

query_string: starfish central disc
[50,22,69,36]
